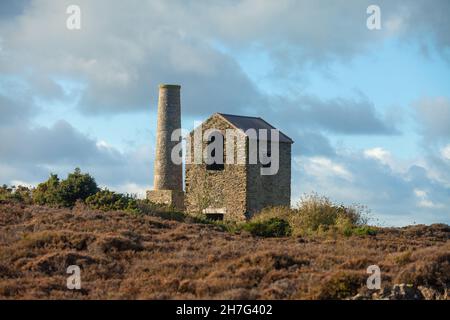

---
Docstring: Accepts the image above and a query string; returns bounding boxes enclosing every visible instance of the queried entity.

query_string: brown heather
[0,202,448,299]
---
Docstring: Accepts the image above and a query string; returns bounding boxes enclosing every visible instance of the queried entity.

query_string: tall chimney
[147,84,184,209]
[154,84,182,190]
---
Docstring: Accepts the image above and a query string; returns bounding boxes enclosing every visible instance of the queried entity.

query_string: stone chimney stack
[154,84,182,191]
[147,84,184,209]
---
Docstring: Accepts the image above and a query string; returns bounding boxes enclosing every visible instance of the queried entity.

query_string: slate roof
[216,113,293,143]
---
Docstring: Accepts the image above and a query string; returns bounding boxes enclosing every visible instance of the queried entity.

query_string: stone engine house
[147,84,293,221]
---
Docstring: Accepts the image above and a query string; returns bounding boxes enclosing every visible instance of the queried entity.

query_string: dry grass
[250,194,372,237]
[0,202,448,299]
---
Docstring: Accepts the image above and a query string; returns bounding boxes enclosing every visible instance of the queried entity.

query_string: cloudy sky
[1,0,449,226]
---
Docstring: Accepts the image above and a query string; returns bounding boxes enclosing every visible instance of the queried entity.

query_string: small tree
[32,174,61,206]
[58,168,99,207]
[12,185,33,204]
[0,184,12,202]
[32,168,99,208]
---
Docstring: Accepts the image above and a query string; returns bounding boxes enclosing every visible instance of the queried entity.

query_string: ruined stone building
[147,84,293,221]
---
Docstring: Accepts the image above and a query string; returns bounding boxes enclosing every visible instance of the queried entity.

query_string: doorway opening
[205,213,224,221]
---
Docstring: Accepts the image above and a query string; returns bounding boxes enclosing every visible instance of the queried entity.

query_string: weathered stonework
[147,190,185,210]
[147,84,184,210]
[246,142,291,215]
[153,84,183,191]
[185,113,293,221]
[147,85,293,220]
[185,114,248,221]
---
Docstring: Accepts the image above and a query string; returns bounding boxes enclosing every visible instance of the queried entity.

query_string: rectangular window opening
[206,134,225,171]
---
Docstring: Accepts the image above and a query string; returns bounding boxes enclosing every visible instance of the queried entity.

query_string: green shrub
[32,168,98,208]
[0,185,13,200]
[0,185,33,204]
[32,174,62,206]
[57,168,99,207]
[351,226,378,236]
[242,217,291,237]
[85,189,138,213]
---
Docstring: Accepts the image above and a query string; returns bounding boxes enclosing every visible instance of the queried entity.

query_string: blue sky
[1,0,449,226]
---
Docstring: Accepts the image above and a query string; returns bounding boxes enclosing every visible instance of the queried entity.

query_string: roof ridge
[204,113,293,143]
[217,112,262,119]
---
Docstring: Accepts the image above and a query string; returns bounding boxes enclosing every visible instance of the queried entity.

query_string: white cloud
[413,189,427,198]
[363,147,421,176]
[300,156,353,181]
[96,140,114,150]
[293,147,450,226]
[0,119,153,193]
[441,145,450,161]
[10,180,36,188]
[2,0,449,117]
[364,147,391,164]
[413,189,444,209]
[0,0,262,115]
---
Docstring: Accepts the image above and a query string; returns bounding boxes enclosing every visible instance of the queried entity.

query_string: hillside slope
[0,203,448,299]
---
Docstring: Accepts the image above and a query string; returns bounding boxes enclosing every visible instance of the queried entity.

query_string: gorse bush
[85,189,139,213]
[86,193,182,217]
[242,218,292,237]
[58,168,99,207]
[2,168,173,216]
[250,193,373,237]
[32,174,61,206]
[33,168,99,208]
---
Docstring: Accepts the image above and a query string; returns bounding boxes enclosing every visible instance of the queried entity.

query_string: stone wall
[246,142,291,217]
[185,113,292,221]
[147,190,185,211]
[185,114,248,221]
